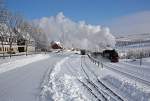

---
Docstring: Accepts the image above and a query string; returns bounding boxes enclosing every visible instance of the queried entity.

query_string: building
[50,41,63,49]
[17,33,35,53]
[0,35,35,54]
[0,35,18,54]
[0,27,35,54]
[0,24,18,54]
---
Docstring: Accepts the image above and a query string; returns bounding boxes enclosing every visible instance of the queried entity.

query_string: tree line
[0,0,48,58]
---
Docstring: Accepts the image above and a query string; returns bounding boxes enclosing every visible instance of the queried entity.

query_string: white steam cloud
[33,12,115,50]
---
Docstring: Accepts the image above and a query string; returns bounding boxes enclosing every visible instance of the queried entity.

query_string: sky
[5,0,150,35]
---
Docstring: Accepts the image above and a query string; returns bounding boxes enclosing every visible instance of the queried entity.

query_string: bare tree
[24,22,32,56]
[6,12,19,58]
[29,25,48,52]
[0,25,6,58]
[0,0,9,58]
[0,0,48,58]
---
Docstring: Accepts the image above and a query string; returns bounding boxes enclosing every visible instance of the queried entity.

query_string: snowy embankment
[40,53,150,101]
[0,54,49,74]
[88,54,150,101]
[41,55,89,101]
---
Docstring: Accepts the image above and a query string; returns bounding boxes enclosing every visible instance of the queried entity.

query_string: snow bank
[86,54,150,100]
[143,57,150,62]
[102,75,150,101]
[33,12,115,50]
[51,74,87,101]
[41,56,90,101]
[0,54,49,74]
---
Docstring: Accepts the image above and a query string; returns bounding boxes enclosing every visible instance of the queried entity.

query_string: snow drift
[33,12,115,50]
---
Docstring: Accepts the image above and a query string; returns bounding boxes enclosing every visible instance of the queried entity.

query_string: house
[0,25,35,54]
[50,41,63,49]
[0,24,18,54]
[16,33,35,52]
[0,35,18,54]
[14,28,35,53]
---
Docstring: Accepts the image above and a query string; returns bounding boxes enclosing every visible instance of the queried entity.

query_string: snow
[116,33,150,42]
[0,52,72,101]
[125,57,150,66]
[40,53,150,101]
[0,54,49,74]
[102,75,150,101]
[0,51,150,101]
[41,56,89,101]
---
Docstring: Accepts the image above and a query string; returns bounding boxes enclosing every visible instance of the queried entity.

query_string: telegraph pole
[139,40,142,66]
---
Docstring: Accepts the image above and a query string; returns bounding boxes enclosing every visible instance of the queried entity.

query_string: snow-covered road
[0,53,70,101]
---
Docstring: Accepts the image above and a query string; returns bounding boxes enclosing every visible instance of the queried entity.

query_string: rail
[81,56,124,101]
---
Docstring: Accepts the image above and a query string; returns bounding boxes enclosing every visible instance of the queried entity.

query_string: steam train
[80,49,119,63]
[102,49,119,62]
[91,49,119,63]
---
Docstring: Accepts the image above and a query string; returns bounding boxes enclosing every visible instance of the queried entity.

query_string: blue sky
[5,0,150,25]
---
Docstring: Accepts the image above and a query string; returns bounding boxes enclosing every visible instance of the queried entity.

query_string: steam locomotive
[102,49,119,62]
[81,49,119,63]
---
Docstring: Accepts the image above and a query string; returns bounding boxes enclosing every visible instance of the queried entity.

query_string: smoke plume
[33,12,115,51]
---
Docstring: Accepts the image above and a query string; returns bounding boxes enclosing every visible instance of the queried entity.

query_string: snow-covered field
[0,52,150,101]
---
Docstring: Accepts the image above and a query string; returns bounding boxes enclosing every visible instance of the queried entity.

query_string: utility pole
[139,40,142,66]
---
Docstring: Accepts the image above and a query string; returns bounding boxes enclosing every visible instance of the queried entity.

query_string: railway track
[88,54,150,87]
[65,54,150,101]
[104,63,150,87]
[80,57,108,101]
[119,62,150,71]
[81,56,124,101]
[66,60,102,101]
[77,79,102,101]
